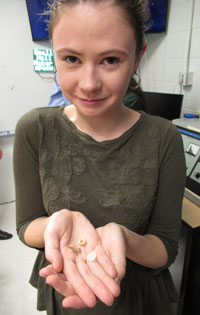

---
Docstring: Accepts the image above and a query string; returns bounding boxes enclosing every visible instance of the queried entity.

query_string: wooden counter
[178,196,200,315]
[182,197,200,228]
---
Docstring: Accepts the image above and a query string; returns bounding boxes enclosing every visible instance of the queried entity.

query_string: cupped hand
[40,264,87,309]
[42,209,120,308]
[96,223,127,284]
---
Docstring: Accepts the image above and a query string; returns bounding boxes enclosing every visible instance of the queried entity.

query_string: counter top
[182,197,200,229]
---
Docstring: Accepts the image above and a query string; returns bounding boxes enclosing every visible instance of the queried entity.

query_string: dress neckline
[59,106,145,144]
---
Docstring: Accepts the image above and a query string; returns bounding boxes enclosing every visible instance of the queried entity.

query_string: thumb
[109,241,126,282]
[47,250,63,273]
[44,232,63,273]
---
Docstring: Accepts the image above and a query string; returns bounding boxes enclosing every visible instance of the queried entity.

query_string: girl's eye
[104,57,119,65]
[66,56,80,64]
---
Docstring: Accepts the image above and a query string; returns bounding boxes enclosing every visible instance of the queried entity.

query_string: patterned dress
[14,106,186,315]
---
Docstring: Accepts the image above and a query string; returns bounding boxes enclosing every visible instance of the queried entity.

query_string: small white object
[179,71,194,86]
[86,249,97,262]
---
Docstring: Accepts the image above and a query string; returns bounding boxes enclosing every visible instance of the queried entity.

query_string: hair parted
[47,0,150,56]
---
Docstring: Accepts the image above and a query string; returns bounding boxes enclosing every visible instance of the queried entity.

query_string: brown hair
[47,0,150,56]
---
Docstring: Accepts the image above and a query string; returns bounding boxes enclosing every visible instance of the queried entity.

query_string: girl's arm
[24,216,50,248]
[121,227,168,268]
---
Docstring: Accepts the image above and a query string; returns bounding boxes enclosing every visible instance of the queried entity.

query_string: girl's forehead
[52,3,135,48]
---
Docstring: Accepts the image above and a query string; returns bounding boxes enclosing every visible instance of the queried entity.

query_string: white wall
[0,0,54,203]
[140,0,200,115]
[0,0,54,132]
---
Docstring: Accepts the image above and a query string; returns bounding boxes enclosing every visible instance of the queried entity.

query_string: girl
[14,1,186,314]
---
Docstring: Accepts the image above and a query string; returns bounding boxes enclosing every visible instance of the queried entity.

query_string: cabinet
[177,198,200,314]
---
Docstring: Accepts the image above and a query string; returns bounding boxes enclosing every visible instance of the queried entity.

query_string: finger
[40,264,66,281]
[62,248,97,308]
[62,295,88,309]
[46,275,87,308]
[95,244,118,279]
[87,259,120,298]
[46,275,75,296]
[76,257,114,306]
[96,226,126,282]
[107,244,126,282]
[41,268,87,308]
[40,264,54,278]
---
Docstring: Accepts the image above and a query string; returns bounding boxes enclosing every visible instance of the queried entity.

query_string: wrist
[25,216,50,248]
[119,225,141,261]
[119,224,128,250]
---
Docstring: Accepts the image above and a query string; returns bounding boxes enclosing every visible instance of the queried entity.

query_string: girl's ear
[132,42,147,76]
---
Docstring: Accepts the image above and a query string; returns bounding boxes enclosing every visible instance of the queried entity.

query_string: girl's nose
[79,65,102,93]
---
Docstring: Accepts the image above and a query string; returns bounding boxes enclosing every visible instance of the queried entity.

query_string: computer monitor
[143,91,183,120]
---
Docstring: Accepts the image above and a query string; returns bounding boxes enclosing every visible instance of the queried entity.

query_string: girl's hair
[47,0,150,56]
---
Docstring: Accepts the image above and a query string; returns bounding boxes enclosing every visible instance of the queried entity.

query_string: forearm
[121,226,168,269]
[24,216,50,248]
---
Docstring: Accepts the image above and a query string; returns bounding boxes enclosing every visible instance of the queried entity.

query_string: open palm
[42,209,120,308]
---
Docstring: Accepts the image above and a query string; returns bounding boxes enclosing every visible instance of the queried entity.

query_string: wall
[0,0,54,132]
[0,0,54,203]
[140,0,200,115]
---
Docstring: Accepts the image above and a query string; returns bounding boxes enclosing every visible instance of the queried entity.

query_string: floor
[0,201,184,315]
[0,201,45,315]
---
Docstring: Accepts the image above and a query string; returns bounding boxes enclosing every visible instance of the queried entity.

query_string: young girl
[14,0,186,314]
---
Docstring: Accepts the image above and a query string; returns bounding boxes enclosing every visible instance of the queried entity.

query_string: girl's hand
[43,210,120,308]
[96,223,127,284]
[40,264,87,309]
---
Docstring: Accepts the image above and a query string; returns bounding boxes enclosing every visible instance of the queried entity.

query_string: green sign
[33,49,55,73]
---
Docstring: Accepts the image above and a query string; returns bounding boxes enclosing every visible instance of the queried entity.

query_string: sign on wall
[33,49,55,73]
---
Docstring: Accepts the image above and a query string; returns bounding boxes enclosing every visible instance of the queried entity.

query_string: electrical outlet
[179,71,194,86]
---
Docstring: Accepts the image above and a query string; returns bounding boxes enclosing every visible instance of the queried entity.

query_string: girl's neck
[64,104,140,142]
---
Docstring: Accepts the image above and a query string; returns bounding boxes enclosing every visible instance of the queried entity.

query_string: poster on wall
[33,49,55,73]
[26,0,50,41]
[147,0,168,32]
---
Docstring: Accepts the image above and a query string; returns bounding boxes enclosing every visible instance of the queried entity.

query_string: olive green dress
[13,106,186,315]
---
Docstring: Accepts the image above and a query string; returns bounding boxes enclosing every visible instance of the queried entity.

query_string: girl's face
[52,2,144,117]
